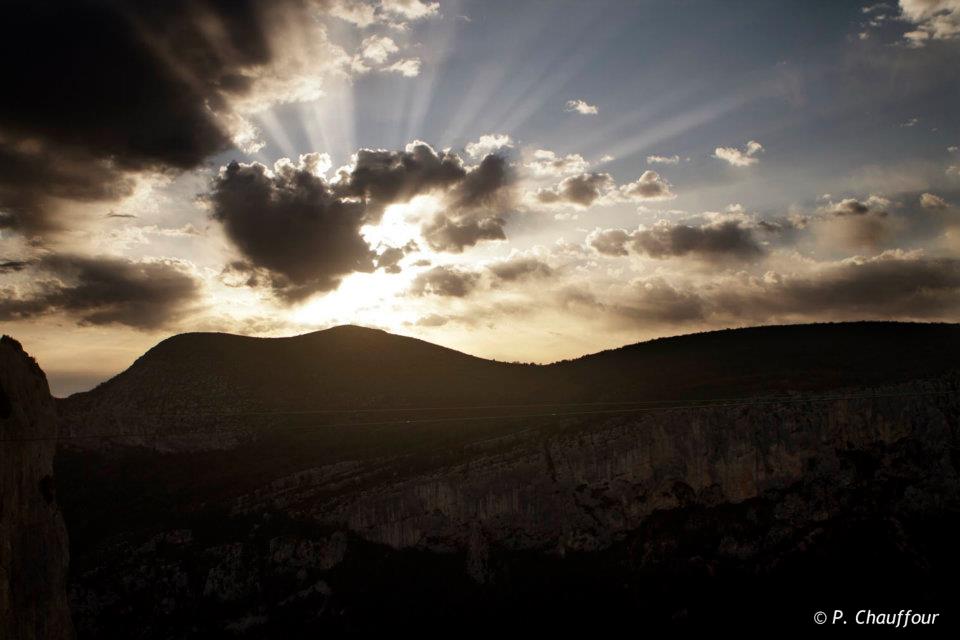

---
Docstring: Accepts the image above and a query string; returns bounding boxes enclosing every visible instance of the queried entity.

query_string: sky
[1,0,960,396]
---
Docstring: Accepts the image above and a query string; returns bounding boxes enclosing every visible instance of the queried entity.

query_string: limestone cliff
[0,336,75,640]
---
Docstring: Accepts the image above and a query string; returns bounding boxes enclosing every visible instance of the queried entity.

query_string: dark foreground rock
[0,336,74,640]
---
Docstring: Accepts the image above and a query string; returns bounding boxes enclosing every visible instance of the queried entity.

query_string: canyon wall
[237,376,960,556]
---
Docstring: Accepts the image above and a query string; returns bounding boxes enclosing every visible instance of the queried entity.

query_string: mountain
[59,321,960,449]
[50,322,960,635]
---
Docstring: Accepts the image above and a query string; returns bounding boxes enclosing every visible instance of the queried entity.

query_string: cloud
[0,142,135,233]
[921,192,950,209]
[535,170,675,207]
[565,99,599,115]
[411,313,449,327]
[713,140,764,167]
[562,252,960,330]
[421,215,507,252]
[646,155,680,165]
[361,35,400,63]
[524,150,590,177]
[537,172,615,207]
[0,0,355,234]
[466,134,514,159]
[714,252,960,320]
[0,254,199,329]
[335,142,467,214]
[898,0,960,46]
[374,244,410,273]
[209,144,516,295]
[421,154,515,252]
[488,257,554,281]
[588,219,764,262]
[616,170,676,201]
[561,280,706,325]
[814,195,894,250]
[0,260,30,273]
[409,265,480,297]
[208,156,375,303]
[380,0,440,20]
[384,58,422,77]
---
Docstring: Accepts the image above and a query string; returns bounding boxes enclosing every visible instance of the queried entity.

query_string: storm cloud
[208,157,376,302]
[0,0,344,232]
[0,254,200,328]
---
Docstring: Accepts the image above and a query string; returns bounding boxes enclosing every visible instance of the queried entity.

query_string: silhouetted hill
[62,325,544,417]
[553,321,960,400]
[62,321,960,421]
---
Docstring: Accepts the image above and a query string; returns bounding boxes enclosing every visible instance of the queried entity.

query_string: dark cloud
[334,142,467,214]
[0,254,200,328]
[421,215,507,252]
[409,265,480,297]
[537,172,614,207]
[208,147,517,299]
[0,260,30,273]
[0,142,135,233]
[0,0,325,232]
[488,257,554,281]
[632,220,764,260]
[376,247,405,273]
[449,154,515,209]
[374,241,418,274]
[420,154,515,252]
[588,220,764,262]
[209,159,375,302]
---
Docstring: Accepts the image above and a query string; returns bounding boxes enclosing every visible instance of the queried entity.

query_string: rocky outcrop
[0,336,74,640]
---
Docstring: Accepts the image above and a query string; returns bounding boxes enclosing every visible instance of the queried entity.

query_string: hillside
[59,321,960,443]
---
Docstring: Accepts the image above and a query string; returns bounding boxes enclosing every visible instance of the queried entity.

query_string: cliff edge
[0,336,74,640]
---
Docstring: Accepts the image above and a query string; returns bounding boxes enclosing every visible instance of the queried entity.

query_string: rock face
[0,336,74,640]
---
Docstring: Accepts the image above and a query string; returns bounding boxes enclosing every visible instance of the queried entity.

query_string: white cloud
[524,149,589,177]
[713,140,764,167]
[565,99,599,115]
[384,58,422,77]
[646,154,680,165]
[381,0,440,20]
[360,35,399,63]
[465,134,514,158]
